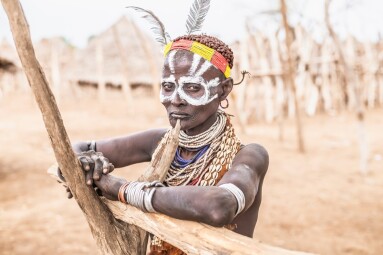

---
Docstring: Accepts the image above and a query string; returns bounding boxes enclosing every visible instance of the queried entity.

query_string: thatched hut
[0,39,27,97]
[33,37,78,99]
[73,16,163,99]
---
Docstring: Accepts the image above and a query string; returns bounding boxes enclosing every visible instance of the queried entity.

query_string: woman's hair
[173,34,234,69]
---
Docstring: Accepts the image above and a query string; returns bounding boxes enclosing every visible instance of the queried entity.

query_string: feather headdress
[126,6,171,46]
[185,0,211,35]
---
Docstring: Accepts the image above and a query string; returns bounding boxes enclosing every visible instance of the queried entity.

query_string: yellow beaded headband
[164,39,231,78]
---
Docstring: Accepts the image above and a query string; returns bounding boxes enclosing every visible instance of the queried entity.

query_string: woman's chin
[169,118,189,131]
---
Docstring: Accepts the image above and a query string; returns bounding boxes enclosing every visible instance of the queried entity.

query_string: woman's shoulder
[234,143,269,175]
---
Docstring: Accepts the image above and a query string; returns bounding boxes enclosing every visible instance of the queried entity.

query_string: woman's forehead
[163,50,218,78]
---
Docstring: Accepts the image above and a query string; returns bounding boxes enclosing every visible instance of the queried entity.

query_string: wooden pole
[280,0,306,153]
[1,1,149,254]
[325,0,368,174]
[105,200,314,255]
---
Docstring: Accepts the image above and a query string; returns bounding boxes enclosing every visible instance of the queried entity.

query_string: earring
[220,99,229,109]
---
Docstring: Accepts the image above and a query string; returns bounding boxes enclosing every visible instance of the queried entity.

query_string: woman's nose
[171,91,186,106]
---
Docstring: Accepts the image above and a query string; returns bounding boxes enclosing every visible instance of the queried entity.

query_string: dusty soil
[0,92,382,255]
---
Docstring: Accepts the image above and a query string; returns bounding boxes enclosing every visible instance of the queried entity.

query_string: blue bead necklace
[171,145,210,168]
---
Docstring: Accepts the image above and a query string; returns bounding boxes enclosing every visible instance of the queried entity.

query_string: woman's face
[161,50,226,135]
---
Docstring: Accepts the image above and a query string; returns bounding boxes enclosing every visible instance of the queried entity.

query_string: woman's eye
[162,83,174,90]
[185,84,201,91]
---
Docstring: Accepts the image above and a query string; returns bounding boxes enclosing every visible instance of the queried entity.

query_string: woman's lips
[170,112,190,119]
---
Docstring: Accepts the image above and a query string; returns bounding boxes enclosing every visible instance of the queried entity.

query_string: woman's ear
[219,78,233,101]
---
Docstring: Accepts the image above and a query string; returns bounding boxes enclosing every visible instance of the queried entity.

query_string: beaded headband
[128,0,237,80]
[164,39,231,78]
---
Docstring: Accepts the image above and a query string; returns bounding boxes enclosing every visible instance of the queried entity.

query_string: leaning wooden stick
[138,120,180,182]
[105,201,314,255]
[1,0,151,254]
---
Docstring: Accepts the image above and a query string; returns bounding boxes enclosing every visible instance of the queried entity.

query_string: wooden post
[237,39,251,124]
[280,0,306,153]
[1,1,150,254]
[250,28,275,123]
[272,32,287,141]
[325,0,368,174]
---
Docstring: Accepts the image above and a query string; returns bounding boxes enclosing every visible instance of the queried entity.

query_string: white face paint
[160,50,222,106]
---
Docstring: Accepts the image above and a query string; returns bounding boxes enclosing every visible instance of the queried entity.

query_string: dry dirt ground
[0,92,382,255]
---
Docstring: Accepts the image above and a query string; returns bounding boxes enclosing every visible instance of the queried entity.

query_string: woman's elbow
[204,198,236,227]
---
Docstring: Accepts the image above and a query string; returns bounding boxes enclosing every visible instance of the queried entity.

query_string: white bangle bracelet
[219,183,246,217]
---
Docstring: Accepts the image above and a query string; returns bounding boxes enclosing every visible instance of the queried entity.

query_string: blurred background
[0,0,382,254]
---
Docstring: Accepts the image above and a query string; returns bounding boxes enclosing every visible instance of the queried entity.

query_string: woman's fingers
[78,151,112,184]
[102,157,110,174]
[92,156,103,181]
[78,156,92,171]
[106,163,115,174]
[85,170,93,186]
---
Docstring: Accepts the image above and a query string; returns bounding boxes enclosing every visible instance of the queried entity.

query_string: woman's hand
[77,150,115,186]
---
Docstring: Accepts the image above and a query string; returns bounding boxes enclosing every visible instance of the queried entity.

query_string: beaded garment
[165,111,240,187]
[149,111,242,255]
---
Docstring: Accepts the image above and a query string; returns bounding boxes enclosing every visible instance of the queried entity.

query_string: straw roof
[34,37,77,82]
[74,16,162,86]
[0,39,21,73]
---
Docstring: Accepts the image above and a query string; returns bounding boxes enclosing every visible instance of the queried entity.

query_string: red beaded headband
[164,39,231,78]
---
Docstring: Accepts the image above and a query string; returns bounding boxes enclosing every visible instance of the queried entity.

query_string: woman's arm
[95,143,269,230]
[96,128,167,167]
[72,128,167,186]
[151,143,269,227]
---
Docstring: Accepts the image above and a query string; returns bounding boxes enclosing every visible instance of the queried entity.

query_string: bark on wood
[280,0,306,153]
[138,120,180,182]
[105,200,314,255]
[1,1,148,254]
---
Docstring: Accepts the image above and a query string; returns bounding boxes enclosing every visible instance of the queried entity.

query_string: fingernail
[87,180,92,185]
[103,169,108,174]
[85,166,90,170]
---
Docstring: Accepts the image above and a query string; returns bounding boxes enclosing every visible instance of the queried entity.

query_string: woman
[71,34,269,254]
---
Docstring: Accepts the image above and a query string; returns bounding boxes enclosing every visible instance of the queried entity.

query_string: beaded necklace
[172,145,209,168]
[178,112,226,149]
[150,111,242,252]
[164,111,241,187]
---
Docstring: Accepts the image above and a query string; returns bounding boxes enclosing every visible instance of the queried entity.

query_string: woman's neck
[184,112,218,136]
